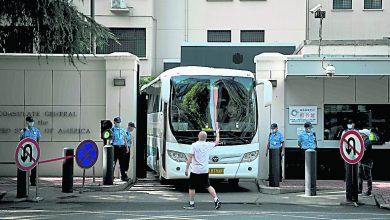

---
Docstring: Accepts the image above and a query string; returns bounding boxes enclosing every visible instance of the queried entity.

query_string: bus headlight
[242,150,259,163]
[168,150,187,162]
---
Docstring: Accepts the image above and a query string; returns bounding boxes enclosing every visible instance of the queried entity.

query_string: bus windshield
[170,75,257,145]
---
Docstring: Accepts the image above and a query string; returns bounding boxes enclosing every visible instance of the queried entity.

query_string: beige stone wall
[0,53,138,178]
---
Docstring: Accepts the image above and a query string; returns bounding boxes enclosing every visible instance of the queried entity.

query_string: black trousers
[359,162,373,193]
[113,146,128,178]
[124,151,130,171]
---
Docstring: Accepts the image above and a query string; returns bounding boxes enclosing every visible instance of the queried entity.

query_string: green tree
[139,76,156,89]
[0,0,115,65]
[182,82,209,128]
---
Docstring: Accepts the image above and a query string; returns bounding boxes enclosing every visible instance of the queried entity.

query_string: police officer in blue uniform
[19,116,41,186]
[298,122,317,176]
[298,122,317,150]
[110,117,129,181]
[124,122,136,175]
[266,123,285,181]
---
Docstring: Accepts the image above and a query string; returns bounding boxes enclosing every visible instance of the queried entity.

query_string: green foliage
[182,82,209,128]
[139,76,156,89]
[0,0,116,66]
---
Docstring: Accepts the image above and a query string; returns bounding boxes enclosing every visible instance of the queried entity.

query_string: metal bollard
[103,145,114,185]
[62,148,74,193]
[305,149,317,196]
[17,168,28,198]
[269,148,280,187]
[346,162,359,202]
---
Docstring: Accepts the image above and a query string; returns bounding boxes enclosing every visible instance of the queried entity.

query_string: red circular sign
[339,130,364,164]
[15,138,40,171]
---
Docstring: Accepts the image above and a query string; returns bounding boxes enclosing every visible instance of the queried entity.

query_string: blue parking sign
[76,140,98,169]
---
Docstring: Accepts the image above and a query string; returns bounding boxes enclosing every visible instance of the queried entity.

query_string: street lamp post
[91,0,96,55]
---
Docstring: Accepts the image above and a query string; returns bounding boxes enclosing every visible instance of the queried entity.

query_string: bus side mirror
[161,76,170,103]
[255,79,272,107]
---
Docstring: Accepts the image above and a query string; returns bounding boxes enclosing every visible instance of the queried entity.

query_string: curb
[257,180,304,194]
[258,184,305,194]
[84,178,134,192]
[0,179,134,203]
[257,181,344,195]
[374,194,390,210]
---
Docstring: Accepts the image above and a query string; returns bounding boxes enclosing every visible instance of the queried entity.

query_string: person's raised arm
[215,128,220,146]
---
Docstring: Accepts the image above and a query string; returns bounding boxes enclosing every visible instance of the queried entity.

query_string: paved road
[1,174,389,219]
[1,200,389,220]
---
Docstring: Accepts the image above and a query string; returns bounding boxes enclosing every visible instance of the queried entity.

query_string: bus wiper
[174,135,198,142]
[223,132,250,144]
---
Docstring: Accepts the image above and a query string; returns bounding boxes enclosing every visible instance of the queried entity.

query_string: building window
[324,104,388,144]
[240,30,265,42]
[364,0,382,9]
[333,0,352,9]
[111,0,127,9]
[146,82,161,113]
[207,30,231,42]
[97,28,146,57]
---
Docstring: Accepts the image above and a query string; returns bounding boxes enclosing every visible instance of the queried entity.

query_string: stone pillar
[254,53,287,180]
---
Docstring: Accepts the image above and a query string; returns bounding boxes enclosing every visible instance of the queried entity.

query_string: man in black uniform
[358,129,373,196]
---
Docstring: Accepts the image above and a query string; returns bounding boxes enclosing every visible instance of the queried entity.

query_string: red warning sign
[15,138,40,171]
[339,130,364,165]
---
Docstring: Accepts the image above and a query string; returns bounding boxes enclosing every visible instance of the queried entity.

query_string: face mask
[271,129,276,133]
[28,122,34,127]
[115,123,121,128]
[306,128,311,133]
[347,124,352,129]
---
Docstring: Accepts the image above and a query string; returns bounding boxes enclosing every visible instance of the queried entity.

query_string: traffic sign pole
[339,130,365,206]
[75,140,99,191]
[31,164,43,202]
[15,138,40,200]
[80,169,86,194]
[346,162,359,202]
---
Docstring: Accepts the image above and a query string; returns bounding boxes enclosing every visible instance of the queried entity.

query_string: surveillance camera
[325,64,336,76]
[310,4,322,14]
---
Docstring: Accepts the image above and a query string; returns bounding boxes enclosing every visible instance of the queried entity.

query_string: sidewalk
[0,176,133,201]
[258,179,390,210]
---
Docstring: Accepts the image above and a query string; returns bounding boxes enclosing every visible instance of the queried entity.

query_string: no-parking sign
[15,138,40,171]
[76,140,98,169]
[339,130,364,164]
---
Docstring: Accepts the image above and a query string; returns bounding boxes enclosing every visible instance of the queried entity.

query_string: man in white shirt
[184,129,221,210]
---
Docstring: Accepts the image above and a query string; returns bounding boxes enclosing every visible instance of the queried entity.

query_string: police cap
[270,123,278,129]
[128,122,136,128]
[114,117,121,123]
[304,122,312,128]
[26,116,34,122]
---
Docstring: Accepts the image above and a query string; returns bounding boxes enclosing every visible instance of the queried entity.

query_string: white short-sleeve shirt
[189,141,216,174]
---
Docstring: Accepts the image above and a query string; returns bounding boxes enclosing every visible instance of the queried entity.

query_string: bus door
[158,103,168,175]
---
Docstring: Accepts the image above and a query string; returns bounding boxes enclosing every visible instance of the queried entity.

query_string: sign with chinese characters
[289,106,317,125]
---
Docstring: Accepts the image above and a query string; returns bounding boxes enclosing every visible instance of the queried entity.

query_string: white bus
[141,66,272,184]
